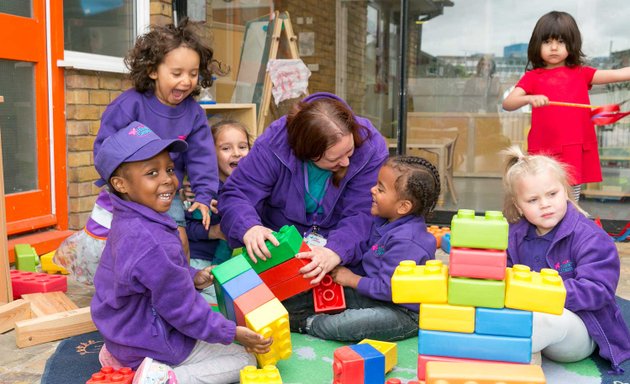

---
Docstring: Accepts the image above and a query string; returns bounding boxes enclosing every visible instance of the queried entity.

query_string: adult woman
[219,92,388,285]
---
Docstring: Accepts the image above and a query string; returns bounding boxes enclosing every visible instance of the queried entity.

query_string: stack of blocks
[392,209,566,381]
[332,339,397,384]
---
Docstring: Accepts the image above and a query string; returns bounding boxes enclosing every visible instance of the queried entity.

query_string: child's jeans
[532,309,596,362]
[284,287,419,342]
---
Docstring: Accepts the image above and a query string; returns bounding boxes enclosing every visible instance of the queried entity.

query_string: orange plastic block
[239,365,282,383]
[417,355,520,381]
[358,339,397,373]
[10,270,67,300]
[391,260,448,304]
[419,303,475,333]
[449,247,507,280]
[234,282,276,327]
[313,274,346,313]
[505,265,566,315]
[86,366,135,384]
[245,298,292,366]
[427,225,450,248]
[425,361,545,383]
[333,346,364,384]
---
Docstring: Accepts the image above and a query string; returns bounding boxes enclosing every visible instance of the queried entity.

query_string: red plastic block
[259,256,310,288]
[313,274,346,313]
[333,346,364,384]
[449,247,507,280]
[10,270,67,300]
[417,354,519,381]
[234,282,276,326]
[86,366,135,383]
[299,241,311,253]
[269,273,314,302]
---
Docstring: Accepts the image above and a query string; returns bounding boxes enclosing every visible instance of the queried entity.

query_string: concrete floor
[1,242,629,384]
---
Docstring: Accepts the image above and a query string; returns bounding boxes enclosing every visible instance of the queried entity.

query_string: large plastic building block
[14,244,40,272]
[243,225,303,274]
[450,209,508,250]
[427,225,450,248]
[505,265,566,315]
[349,344,385,384]
[10,270,67,300]
[313,274,346,313]
[39,251,68,275]
[333,346,364,384]
[358,339,397,373]
[449,247,507,280]
[447,276,505,309]
[268,273,314,302]
[440,232,451,254]
[239,365,282,384]
[417,355,518,381]
[258,256,310,288]
[221,269,263,321]
[419,303,475,333]
[425,361,545,384]
[418,329,531,363]
[211,254,251,316]
[245,298,292,367]
[475,307,532,338]
[234,282,276,327]
[391,260,448,304]
[86,366,135,384]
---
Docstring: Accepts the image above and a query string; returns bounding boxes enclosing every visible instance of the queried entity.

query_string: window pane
[63,0,135,57]
[0,60,37,194]
[0,1,32,18]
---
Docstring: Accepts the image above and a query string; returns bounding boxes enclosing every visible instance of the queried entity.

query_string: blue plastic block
[222,269,263,321]
[418,329,531,363]
[349,344,385,384]
[440,232,451,254]
[475,307,533,338]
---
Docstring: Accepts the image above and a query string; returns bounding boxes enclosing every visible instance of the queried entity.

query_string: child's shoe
[132,357,178,384]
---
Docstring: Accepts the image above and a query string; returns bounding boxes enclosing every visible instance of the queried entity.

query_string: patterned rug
[42,297,630,384]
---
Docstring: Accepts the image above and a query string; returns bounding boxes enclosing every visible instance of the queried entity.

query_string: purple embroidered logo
[371,244,385,256]
[554,260,574,273]
[128,125,152,137]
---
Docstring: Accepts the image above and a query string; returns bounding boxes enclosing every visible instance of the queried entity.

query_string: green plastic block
[448,275,505,308]
[211,254,251,317]
[15,244,40,272]
[450,209,508,250]
[244,225,303,274]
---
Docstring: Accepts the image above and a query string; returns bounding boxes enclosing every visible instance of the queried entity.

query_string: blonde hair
[501,146,587,223]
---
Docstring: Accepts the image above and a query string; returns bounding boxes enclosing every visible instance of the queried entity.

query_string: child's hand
[189,202,210,230]
[243,225,279,262]
[208,224,226,240]
[297,246,342,285]
[194,266,214,289]
[235,326,273,354]
[528,94,549,108]
[330,266,360,289]
[180,181,196,203]
[210,199,219,215]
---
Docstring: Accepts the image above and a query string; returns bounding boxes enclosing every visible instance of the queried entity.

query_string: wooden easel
[256,11,306,136]
[0,95,12,304]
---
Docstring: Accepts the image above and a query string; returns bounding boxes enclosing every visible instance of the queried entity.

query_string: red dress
[517,66,601,184]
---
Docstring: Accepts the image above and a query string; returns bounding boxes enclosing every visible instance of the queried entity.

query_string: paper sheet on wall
[267,59,311,105]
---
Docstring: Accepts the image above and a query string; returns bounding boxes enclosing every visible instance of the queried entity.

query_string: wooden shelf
[201,103,257,138]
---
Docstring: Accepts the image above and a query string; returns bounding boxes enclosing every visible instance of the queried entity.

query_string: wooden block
[0,299,31,333]
[15,307,96,348]
[21,292,78,317]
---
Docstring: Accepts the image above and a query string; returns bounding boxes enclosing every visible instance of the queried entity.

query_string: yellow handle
[549,101,599,109]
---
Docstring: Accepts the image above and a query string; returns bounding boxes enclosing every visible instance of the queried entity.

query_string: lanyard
[303,162,331,230]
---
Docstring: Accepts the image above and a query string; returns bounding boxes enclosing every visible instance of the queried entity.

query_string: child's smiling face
[370,164,407,222]
[215,125,250,182]
[149,46,200,107]
[111,151,179,213]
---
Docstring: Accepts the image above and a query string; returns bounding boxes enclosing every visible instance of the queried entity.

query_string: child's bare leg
[178,226,190,262]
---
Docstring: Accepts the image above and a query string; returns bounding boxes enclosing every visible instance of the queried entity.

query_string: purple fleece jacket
[351,215,436,312]
[218,93,389,264]
[94,89,218,206]
[508,202,630,373]
[91,194,236,368]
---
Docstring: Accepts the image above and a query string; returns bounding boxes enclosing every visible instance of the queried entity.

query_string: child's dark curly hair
[125,18,227,96]
[386,156,441,216]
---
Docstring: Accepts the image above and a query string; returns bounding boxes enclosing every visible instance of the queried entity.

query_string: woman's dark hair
[386,156,441,216]
[527,11,585,69]
[125,18,227,96]
[286,97,369,186]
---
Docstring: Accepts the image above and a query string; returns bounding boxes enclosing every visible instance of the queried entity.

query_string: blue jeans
[283,288,419,342]
[167,193,186,227]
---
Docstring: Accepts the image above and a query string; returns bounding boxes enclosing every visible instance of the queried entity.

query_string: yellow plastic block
[239,365,282,383]
[245,298,292,367]
[391,260,448,304]
[358,339,397,373]
[505,265,566,315]
[425,361,546,383]
[39,251,68,275]
[419,303,475,333]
